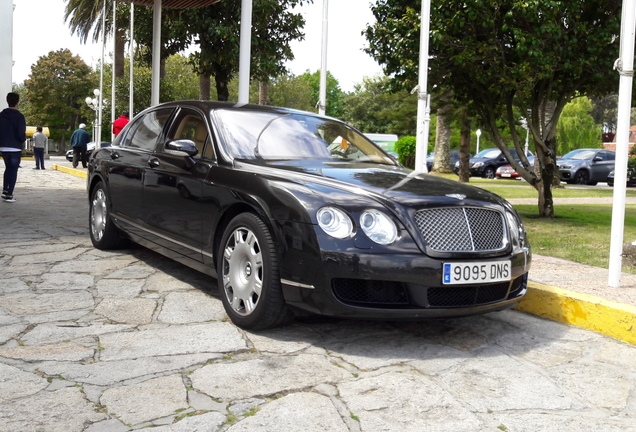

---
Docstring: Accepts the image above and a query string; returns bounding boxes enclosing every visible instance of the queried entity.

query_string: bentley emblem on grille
[446,194,466,200]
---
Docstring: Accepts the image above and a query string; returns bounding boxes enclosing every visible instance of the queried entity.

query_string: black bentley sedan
[87,101,531,330]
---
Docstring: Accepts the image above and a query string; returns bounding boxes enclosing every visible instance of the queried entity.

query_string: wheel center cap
[244,262,252,278]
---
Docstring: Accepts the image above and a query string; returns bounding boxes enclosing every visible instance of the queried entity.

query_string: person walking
[70,123,91,168]
[32,126,48,170]
[112,111,129,137]
[0,92,27,203]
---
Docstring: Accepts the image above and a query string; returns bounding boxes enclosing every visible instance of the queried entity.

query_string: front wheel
[218,213,292,330]
[89,181,129,250]
[483,167,496,179]
[573,170,590,185]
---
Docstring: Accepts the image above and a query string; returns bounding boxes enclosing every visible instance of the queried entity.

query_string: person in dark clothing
[0,92,27,203]
[112,111,129,136]
[70,123,91,168]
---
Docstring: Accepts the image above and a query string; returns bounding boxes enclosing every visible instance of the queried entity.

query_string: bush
[394,136,416,168]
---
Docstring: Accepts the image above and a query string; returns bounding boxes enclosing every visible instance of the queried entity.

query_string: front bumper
[280,236,532,320]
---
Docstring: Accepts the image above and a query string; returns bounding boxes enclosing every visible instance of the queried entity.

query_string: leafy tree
[557,96,602,155]
[342,76,417,136]
[299,70,345,118]
[365,0,622,217]
[260,74,314,111]
[175,0,308,101]
[23,49,97,145]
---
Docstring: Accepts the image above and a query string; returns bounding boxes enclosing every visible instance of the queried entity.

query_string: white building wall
[0,0,14,110]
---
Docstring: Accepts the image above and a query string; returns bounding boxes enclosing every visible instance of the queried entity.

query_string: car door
[142,107,216,262]
[106,107,175,225]
[592,150,615,182]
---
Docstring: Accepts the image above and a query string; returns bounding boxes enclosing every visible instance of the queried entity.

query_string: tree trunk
[432,105,452,173]
[458,109,471,182]
[259,81,268,105]
[535,136,558,217]
[115,27,126,78]
[215,73,230,102]
[199,74,211,100]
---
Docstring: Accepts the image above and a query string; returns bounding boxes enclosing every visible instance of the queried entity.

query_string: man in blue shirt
[0,92,27,203]
[70,123,91,168]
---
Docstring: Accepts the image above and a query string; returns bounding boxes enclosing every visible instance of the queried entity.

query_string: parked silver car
[557,148,615,185]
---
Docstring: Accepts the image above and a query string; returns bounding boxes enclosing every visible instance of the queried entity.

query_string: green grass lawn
[428,171,636,272]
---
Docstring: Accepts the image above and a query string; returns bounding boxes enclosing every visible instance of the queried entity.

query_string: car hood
[236,159,508,208]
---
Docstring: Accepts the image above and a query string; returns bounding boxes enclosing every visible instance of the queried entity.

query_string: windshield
[215,110,397,165]
[562,149,597,160]
[474,148,501,159]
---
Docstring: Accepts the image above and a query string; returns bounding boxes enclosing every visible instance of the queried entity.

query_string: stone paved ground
[0,158,635,431]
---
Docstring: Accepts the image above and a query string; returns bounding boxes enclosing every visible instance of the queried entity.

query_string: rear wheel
[89,181,129,250]
[218,213,292,330]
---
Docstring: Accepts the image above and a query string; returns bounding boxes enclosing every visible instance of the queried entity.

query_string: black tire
[89,181,129,250]
[218,213,292,330]
[484,166,496,179]
[574,170,590,185]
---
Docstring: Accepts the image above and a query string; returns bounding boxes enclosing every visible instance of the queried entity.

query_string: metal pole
[608,0,636,287]
[318,0,328,116]
[151,0,161,106]
[97,2,105,149]
[414,0,431,173]
[476,129,481,155]
[111,1,117,141]
[129,4,134,117]
[238,0,253,104]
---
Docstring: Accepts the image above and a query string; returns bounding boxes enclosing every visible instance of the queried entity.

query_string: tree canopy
[23,49,97,144]
[365,0,622,217]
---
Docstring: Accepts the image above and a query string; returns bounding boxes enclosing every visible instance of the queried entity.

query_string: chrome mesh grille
[414,207,506,252]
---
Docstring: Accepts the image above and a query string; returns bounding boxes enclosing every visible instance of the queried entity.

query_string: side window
[604,151,615,161]
[597,151,607,161]
[168,109,214,160]
[124,109,173,151]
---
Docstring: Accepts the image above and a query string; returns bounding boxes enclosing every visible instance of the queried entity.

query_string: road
[0,157,635,432]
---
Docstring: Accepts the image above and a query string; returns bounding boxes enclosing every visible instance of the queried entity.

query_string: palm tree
[64,0,128,78]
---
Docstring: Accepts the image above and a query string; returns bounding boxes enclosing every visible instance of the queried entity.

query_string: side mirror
[165,139,198,157]
[593,156,603,162]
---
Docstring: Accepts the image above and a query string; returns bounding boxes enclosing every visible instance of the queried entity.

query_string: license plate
[501,173,511,177]
[443,261,511,285]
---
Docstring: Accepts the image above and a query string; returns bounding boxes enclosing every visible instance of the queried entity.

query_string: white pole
[318,0,328,116]
[608,0,636,287]
[414,0,431,173]
[97,2,105,149]
[111,1,117,141]
[0,1,14,110]
[476,129,481,155]
[238,0,253,104]
[151,0,161,106]
[129,4,134,117]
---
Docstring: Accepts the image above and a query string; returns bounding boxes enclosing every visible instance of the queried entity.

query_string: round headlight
[360,210,398,245]
[317,207,354,239]
[473,162,483,168]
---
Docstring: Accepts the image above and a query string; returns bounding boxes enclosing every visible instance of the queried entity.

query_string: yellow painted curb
[516,282,636,345]
[51,164,87,179]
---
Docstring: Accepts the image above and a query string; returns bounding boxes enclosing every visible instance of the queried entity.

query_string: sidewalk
[22,157,636,345]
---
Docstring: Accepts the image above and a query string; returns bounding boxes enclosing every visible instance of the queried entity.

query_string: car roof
[145,100,328,119]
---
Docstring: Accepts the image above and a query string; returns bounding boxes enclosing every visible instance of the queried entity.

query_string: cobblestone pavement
[0,158,635,432]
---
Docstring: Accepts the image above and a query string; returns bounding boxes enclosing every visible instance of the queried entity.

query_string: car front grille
[414,207,506,252]
[332,279,409,306]
[427,282,509,307]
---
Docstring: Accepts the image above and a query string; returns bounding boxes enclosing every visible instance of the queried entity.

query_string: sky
[11,0,384,92]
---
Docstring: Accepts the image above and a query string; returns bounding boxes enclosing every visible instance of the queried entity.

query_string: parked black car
[557,148,615,185]
[607,167,636,187]
[427,150,462,172]
[87,101,531,330]
[456,148,533,179]
[66,142,97,162]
